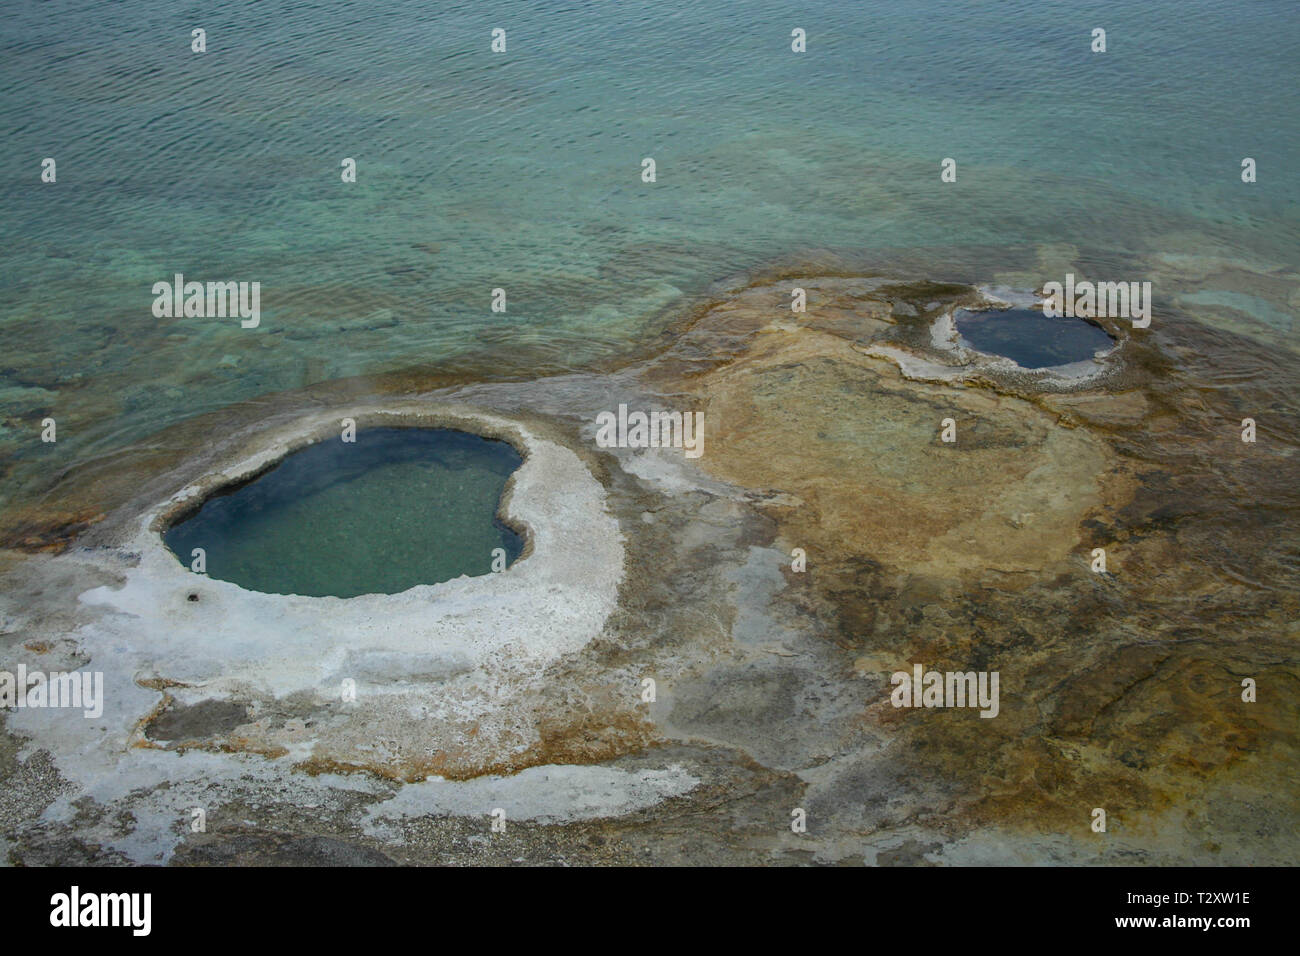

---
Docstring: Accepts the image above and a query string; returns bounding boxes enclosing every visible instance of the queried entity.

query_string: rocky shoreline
[2,274,1296,865]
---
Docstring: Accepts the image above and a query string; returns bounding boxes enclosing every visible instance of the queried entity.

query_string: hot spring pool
[164,427,525,597]
[953,307,1115,369]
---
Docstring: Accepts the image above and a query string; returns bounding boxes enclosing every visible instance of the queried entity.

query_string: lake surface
[2,0,1296,516]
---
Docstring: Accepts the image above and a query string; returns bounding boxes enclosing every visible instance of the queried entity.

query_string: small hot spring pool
[954,307,1114,369]
[164,427,525,597]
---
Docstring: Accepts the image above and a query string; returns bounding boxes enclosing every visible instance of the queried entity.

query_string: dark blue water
[954,308,1115,368]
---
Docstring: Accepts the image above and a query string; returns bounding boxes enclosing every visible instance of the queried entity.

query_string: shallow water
[954,307,1115,368]
[1,0,1297,516]
[163,428,524,597]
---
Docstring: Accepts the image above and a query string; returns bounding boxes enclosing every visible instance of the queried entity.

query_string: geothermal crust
[1,273,1296,865]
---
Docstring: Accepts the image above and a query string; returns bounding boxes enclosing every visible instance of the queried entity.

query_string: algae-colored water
[164,428,524,597]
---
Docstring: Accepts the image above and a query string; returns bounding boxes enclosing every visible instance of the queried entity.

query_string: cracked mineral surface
[1,274,1296,866]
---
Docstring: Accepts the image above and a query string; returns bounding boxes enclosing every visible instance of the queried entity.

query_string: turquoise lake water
[1,0,1297,512]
